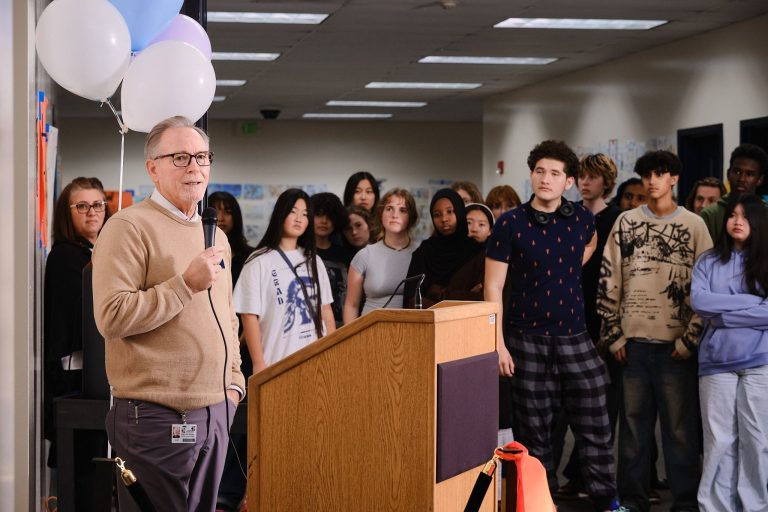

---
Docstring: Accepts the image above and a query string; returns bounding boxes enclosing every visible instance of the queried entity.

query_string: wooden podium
[246,301,499,511]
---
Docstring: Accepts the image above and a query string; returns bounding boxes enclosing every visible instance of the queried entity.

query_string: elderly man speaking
[92,116,245,512]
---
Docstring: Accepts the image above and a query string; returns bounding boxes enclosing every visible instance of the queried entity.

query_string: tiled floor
[554,490,673,511]
[552,427,674,511]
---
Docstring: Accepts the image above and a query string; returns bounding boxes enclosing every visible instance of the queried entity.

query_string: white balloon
[121,41,216,133]
[35,0,131,102]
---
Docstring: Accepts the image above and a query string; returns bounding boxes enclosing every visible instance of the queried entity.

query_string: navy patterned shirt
[486,201,595,336]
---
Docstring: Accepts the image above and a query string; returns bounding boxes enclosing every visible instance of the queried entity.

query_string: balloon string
[104,98,128,134]
[119,130,125,211]
[102,98,128,212]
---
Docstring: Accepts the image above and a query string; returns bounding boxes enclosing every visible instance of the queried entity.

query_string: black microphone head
[202,207,217,225]
[202,207,218,249]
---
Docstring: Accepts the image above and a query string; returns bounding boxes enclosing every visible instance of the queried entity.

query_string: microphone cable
[208,288,248,481]
[381,273,426,309]
[202,206,247,479]
[207,287,248,481]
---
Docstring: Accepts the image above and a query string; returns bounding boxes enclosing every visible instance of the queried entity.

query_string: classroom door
[677,124,723,205]
[741,116,768,196]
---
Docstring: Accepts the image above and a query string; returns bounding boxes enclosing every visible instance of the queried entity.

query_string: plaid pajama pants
[508,329,616,503]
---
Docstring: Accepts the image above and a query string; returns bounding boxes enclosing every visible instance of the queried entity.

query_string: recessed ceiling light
[216,79,247,87]
[213,96,226,102]
[208,12,329,24]
[303,113,393,119]
[366,82,481,90]
[326,100,427,108]
[494,18,667,30]
[419,56,557,65]
[211,52,280,62]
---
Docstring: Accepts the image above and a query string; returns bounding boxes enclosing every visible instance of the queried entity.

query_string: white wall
[3,0,37,509]
[55,118,481,242]
[57,118,483,198]
[483,13,768,197]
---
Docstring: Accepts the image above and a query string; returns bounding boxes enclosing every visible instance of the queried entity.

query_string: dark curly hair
[527,140,579,178]
[729,143,768,175]
[634,150,682,177]
[310,192,348,236]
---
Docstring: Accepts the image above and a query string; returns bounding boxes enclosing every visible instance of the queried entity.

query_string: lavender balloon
[108,0,182,52]
[148,14,211,60]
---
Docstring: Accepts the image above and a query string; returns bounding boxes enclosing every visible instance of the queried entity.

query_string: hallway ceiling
[56,0,768,122]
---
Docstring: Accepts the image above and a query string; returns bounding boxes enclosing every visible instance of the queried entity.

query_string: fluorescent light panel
[303,113,393,119]
[213,96,226,102]
[495,18,667,30]
[366,82,481,90]
[326,100,426,108]
[419,56,556,65]
[208,12,328,24]
[211,52,280,61]
[216,79,247,87]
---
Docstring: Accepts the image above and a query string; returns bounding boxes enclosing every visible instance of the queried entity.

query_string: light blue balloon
[108,0,184,52]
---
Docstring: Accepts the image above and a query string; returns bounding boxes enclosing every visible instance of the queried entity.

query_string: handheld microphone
[202,207,217,249]
[202,207,225,269]
[382,274,427,309]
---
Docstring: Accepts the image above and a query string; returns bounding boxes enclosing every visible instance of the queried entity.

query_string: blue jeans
[618,342,700,512]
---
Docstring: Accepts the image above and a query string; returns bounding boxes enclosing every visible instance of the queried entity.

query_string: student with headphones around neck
[485,140,624,512]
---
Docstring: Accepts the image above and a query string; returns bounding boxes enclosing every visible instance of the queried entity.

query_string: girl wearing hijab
[444,203,495,301]
[404,188,482,308]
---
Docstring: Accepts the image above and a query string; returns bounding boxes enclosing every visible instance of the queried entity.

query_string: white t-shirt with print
[234,248,333,366]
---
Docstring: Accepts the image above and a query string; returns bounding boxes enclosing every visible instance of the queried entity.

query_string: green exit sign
[241,121,259,134]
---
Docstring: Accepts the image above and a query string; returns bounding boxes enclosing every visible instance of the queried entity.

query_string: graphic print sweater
[597,205,712,357]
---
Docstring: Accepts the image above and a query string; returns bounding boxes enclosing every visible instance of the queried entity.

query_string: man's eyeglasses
[153,151,214,167]
[70,200,107,214]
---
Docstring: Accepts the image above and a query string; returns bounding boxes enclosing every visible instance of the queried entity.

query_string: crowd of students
[44,136,768,512]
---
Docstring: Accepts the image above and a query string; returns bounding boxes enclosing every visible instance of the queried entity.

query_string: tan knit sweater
[92,199,244,412]
[597,206,713,358]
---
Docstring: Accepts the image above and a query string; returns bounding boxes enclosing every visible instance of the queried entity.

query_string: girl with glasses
[43,177,110,504]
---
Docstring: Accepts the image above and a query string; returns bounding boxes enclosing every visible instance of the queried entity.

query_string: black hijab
[407,189,482,292]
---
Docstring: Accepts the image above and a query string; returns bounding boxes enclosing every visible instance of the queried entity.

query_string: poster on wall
[243,184,263,200]
[572,135,676,202]
[207,183,242,198]
[122,179,457,245]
